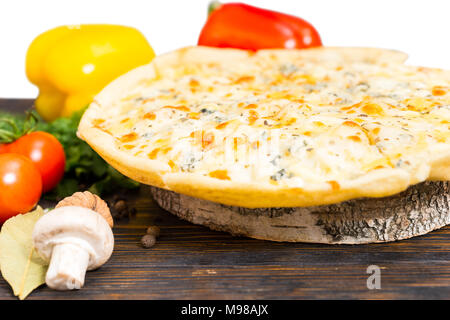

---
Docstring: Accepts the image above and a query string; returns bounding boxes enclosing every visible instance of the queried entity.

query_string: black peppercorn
[141,234,156,248]
[114,200,127,212]
[146,226,160,237]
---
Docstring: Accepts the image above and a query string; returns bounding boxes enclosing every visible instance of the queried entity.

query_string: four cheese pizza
[78,46,450,208]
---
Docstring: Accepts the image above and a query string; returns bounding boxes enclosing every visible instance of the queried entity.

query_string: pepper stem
[207,1,222,17]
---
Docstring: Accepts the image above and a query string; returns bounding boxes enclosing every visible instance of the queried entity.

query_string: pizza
[78,46,450,208]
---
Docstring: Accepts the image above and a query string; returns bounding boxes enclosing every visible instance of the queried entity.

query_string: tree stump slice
[150,181,450,244]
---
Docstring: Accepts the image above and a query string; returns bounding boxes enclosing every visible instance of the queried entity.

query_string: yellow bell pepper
[26,24,155,121]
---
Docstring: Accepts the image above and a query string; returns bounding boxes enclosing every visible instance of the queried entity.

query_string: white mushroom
[32,206,114,290]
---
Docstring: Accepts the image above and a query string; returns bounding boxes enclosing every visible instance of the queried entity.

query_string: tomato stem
[0,129,16,142]
[0,118,19,134]
[0,111,39,144]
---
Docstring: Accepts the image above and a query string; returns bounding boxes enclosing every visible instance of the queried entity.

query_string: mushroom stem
[45,243,90,290]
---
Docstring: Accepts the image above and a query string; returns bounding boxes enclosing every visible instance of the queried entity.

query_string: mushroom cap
[32,206,114,270]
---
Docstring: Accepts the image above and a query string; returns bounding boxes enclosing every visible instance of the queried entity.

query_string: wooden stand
[151,181,450,244]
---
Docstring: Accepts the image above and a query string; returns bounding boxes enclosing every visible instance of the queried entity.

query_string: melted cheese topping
[91,49,450,191]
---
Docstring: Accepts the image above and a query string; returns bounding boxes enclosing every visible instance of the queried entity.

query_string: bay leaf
[0,206,48,299]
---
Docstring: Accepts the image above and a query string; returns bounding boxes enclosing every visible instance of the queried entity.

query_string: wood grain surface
[0,99,449,300]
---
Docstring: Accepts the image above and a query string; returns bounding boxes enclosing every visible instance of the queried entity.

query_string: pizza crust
[78,46,450,209]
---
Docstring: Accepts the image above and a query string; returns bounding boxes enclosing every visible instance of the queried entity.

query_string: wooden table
[0,99,449,300]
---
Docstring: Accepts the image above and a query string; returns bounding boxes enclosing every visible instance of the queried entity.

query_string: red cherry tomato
[0,153,42,223]
[0,143,10,154]
[6,132,65,192]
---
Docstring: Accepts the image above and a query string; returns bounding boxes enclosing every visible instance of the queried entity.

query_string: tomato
[0,143,10,154]
[0,153,42,223]
[5,132,66,192]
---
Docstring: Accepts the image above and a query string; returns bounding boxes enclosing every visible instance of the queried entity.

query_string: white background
[1,0,449,98]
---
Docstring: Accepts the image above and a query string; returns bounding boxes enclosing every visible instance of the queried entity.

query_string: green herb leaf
[45,178,79,201]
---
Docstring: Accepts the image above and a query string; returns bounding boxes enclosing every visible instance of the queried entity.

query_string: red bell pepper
[198,2,322,51]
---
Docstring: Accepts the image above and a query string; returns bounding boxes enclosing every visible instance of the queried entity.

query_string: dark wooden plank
[0,99,449,300]
[0,98,34,113]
